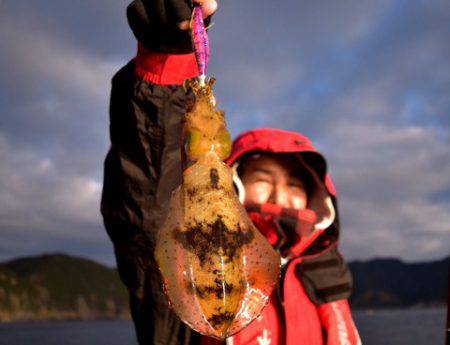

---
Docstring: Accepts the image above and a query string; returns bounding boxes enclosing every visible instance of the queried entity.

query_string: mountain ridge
[349,255,448,308]
[0,252,448,322]
[0,252,129,322]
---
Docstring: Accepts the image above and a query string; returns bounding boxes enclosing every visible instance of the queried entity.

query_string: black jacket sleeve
[298,247,353,306]
[101,61,200,344]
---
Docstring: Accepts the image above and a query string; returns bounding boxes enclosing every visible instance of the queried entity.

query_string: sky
[0,0,449,266]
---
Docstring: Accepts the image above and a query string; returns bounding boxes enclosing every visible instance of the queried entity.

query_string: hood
[226,128,340,257]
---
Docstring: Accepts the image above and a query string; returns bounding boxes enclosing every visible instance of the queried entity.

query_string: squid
[154,6,281,340]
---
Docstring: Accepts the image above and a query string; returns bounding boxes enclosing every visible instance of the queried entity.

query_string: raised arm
[100,1,218,344]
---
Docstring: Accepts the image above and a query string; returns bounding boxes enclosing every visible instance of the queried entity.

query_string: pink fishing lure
[191,6,210,84]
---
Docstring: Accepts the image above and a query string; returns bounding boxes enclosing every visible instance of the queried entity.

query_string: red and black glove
[127,0,213,54]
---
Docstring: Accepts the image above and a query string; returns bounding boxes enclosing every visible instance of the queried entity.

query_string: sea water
[0,308,446,345]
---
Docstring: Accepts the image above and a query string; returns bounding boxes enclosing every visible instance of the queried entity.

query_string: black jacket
[101,1,205,344]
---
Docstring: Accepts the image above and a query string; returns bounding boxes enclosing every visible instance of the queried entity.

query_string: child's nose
[269,185,290,208]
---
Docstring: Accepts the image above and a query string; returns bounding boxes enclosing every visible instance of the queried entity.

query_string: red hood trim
[226,128,337,196]
[227,128,316,164]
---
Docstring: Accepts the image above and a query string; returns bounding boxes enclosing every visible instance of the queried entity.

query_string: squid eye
[186,129,206,159]
[215,129,232,159]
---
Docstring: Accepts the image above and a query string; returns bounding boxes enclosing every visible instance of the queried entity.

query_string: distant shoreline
[0,253,448,322]
[0,315,131,324]
[1,306,446,324]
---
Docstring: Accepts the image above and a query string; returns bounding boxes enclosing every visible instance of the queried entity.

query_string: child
[205,128,362,344]
[101,1,360,344]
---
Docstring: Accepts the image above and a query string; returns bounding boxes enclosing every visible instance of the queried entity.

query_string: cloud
[0,2,128,264]
[325,122,450,261]
[211,0,450,262]
[0,0,449,265]
[0,134,103,238]
[209,0,392,106]
[0,11,122,151]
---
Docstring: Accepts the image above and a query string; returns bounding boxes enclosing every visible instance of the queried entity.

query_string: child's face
[240,154,308,210]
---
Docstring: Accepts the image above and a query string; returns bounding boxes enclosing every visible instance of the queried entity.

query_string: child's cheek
[291,193,308,210]
[244,182,272,204]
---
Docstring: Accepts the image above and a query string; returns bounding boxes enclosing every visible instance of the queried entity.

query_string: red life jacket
[202,128,361,345]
